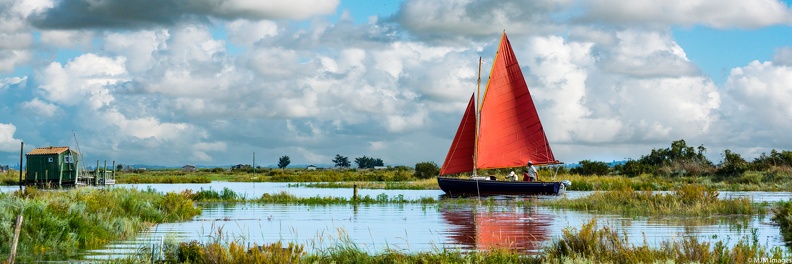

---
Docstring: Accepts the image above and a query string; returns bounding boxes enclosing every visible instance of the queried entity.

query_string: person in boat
[508,171,518,181]
[524,161,538,182]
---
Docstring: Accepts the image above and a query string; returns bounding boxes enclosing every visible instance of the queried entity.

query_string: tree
[354,156,384,169]
[571,160,610,176]
[116,164,123,171]
[414,161,439,179]
[332,154,351,168]
[278,155,291,169]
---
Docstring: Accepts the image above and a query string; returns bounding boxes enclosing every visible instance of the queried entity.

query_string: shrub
[571,160,610,176]
[414,162,439,179]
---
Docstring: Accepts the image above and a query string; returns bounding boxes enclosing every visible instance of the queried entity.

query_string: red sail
[440,94,477,175]
[476,33,556,169]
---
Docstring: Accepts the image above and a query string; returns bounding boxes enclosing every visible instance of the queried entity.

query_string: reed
[116,173,212,184]
[296,178,440,190]
[541,185,759,216]
[772,200,792,247]
[255,191,437,205]
[180,187,247,202]
[543,218,784,264]
[0,187,201,261]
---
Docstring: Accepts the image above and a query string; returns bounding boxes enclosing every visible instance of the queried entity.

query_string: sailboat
[437,32,570,196]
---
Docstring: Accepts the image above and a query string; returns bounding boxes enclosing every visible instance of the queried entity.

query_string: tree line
[569,139,792,178]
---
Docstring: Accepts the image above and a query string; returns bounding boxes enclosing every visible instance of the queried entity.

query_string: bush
[571,160,610,176]
[414,162,439,179]
[717,149,748,177]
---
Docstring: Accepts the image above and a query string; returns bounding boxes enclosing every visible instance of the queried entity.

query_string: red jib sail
[440,94,477,175]
[440,32,557,175]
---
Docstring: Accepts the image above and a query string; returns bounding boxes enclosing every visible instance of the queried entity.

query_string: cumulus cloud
[773,47,792,66]
[721,60,792,152]
[394,0,569,40]
[0,123,23,152]
[0,76,26,91]
[29,0,339,29]
[577,0,792,28]
[35,53,126,108]
[518,31,719,161]
[21,98,59,118]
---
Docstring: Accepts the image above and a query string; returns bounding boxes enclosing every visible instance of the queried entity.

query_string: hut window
[48,157,54,162]
[64,156,73,163]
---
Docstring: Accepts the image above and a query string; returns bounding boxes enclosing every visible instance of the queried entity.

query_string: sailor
[525,161,538,182]
[508,171,518,181]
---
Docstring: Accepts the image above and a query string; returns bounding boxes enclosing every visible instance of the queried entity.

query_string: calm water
[74,182,791,261]
[2,183,789,261]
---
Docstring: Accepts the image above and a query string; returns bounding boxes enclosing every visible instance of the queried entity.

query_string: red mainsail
[440,32,557,175]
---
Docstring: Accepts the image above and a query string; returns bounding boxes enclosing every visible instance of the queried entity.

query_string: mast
[473,57,482,176]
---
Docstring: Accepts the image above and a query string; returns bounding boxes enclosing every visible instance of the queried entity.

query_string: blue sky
[1,0,791,168]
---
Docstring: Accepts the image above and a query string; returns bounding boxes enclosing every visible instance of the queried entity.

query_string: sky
[1,0,791,168]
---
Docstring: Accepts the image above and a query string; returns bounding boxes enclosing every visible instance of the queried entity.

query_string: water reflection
[441,204,551,253]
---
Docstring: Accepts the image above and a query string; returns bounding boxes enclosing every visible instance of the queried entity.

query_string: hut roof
[27,146,75,156]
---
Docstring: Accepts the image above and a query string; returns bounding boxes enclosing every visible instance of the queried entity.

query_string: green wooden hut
[25,146,80,186]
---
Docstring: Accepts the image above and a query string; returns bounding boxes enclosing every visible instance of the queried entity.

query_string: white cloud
[103,30,168,72]
[21,98,59,118]
[578,0,792,28]
[396,0,569,39]
[773,47,792,66]
[210,0,339,20]
[520,32,719,150]
[36,53,126,108]
[0,123,23,152]
[723,61,792,133]
[225,19,278,47]
[0,76,26,91]
[40,30,93,48]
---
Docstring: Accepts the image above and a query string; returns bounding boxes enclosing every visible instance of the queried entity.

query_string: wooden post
[353,184,358,201]
[7,215,23,264]
[103,160,107,185]
[58,159,64,187]
[18,142,23,191]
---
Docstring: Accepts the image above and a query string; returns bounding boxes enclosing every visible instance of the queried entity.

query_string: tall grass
[0,187,201,261]
[295,178,440,190]
[255,191,437,205]
[541,185,759,216]
[543,218,784,264]
[772,200,792,247]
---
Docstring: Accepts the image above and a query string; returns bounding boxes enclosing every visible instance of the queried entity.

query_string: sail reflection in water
[441,204,551,253]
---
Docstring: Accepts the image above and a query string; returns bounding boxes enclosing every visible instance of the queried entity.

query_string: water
[75,182,791,261]
[2,183,789,260]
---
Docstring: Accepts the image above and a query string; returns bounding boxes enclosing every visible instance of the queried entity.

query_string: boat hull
[437,177,564,196]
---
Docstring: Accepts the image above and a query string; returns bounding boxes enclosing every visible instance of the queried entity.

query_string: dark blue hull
[437,177,564,196]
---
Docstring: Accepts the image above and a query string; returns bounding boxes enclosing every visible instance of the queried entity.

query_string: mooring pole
[18,142,23,191]
[353,184,358,201]
[7,215,23,264]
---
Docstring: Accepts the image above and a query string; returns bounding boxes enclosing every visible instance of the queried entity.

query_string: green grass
[0,187,201,261]
[772,200,792,248]
[294,177,440,190]
[255,191,437,205]
[543,218,784,264]
[541,185,760,216]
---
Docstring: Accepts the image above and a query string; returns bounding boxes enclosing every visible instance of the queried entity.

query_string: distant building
[0,165,8,173]
[373,166,387,170]
[181,164,196,172]
[231,164,251,170]
[306,165,317,170]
